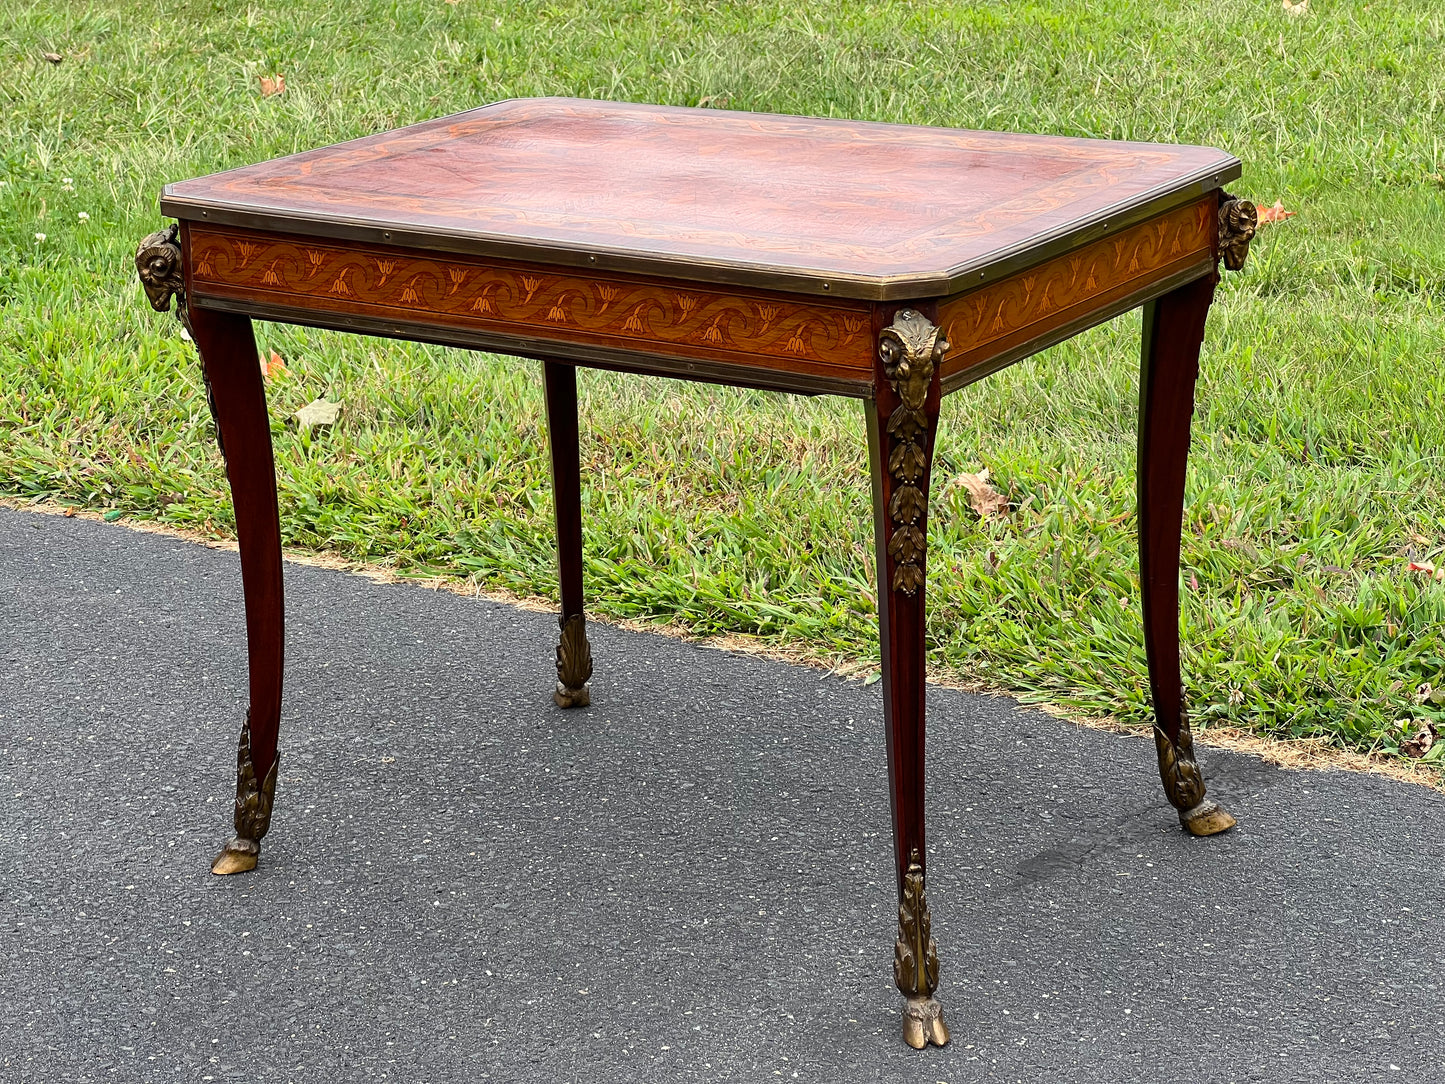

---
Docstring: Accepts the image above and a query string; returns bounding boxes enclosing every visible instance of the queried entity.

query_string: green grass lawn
[3,1,1444,761]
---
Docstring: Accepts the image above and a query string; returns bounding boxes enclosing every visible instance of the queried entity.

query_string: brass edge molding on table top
[163,170,1237,303]
[184,225,875,378]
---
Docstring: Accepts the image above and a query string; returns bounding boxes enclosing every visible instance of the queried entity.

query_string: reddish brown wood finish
[188,306,284,782]
[866,303,943,894]
[1138,274,1216,748]
[149,99,1245,1046]
[161,98,1239,299]
[544,361,586,628]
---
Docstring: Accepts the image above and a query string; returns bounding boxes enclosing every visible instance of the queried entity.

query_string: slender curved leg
[543,360,592,708]
[1138,275,1234,837]
[867,309,951,1050]
[190,305,285,873]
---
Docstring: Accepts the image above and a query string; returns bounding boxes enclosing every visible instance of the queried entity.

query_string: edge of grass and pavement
[3,1,1443,769]
[14,493,1443,798]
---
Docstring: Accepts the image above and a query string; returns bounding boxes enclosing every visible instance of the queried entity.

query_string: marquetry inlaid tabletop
[160,98,1240,300]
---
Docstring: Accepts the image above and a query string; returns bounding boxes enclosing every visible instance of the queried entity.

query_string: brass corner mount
[136,223,188,322]
[1217,193,1258,272]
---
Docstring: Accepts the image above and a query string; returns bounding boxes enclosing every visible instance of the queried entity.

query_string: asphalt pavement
[3,505,1444,1083]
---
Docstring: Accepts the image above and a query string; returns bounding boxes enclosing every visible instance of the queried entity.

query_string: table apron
[939,256,1214,396]
[937,196,1217,394]
[182,224,876,397]
[187,291,878,397]
[178,193,1216,399]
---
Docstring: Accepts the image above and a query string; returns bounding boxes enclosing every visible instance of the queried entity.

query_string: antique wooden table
[134,98,1257,1050]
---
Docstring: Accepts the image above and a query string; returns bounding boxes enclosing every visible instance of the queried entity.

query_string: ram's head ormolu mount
[136,223,187,316]
[1217,193,1259,272]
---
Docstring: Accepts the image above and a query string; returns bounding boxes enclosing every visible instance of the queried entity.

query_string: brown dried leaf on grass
[42,52,63,64]
[945,468,1008,520]
[295,398,342,430]
[1282,0,1308,16]
[1401,721,1436,759]
[259,73,286,97]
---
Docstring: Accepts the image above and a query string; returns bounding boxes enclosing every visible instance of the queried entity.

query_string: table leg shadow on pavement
[3,506,1443,1083]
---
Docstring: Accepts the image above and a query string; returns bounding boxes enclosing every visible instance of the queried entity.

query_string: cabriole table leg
[136,232,285,874]
[189,304,287,872]
[543,359,593,708]
[867,309,952,1049]
[1137,274,1234,837]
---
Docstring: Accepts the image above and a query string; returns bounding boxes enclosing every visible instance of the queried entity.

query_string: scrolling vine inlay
[187,230,875,374]
[938,199,1213,378]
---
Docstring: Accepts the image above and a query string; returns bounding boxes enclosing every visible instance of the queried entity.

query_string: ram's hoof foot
[211,837,260,875]
[1180,800,1236,837]
[901,997,950,1050]
[553,681,591,709]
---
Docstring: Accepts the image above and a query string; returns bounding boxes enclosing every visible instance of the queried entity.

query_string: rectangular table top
[161,98,1239,301]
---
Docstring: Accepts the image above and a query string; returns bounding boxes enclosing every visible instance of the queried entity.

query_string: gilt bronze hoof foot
[553,613,593,708]
[1179,799,1236,837]
[553,681,591,709]
[211,837,261,875]
[902,997,950,1049]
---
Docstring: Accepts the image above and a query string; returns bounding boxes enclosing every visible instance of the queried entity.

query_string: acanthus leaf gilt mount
[554,613,593,708]
[879,310,948,596]
[894,848,949,1049]
[211,713,280,875]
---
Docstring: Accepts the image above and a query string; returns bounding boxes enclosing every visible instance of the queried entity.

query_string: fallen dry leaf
[1255,200,1296,225]
[949,468,1008,520]
[1401,721,1436,759]
[63,507,76,517]
[1408,560,1445,581]
[260,349,287,380]
[1282,0,1308,16]
[259,73,286,97]
[42,51,63,64]
[697,95,730,109]
[294,398,342,430]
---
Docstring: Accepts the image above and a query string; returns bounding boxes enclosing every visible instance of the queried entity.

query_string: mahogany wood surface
[1138,274,1216,749]
[162,98,1239,300]
[865,302,944,895]
[544,361,586,629]
[189,307,284,783]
